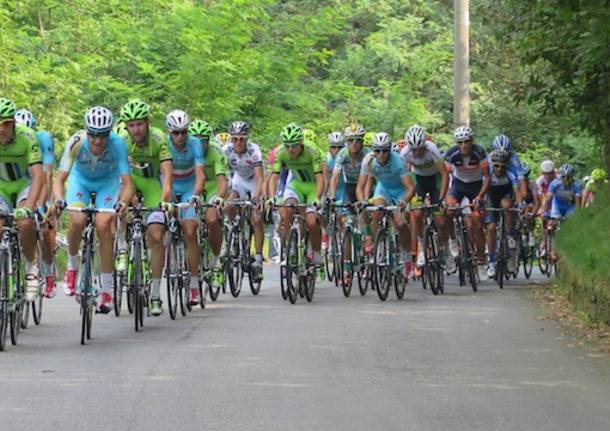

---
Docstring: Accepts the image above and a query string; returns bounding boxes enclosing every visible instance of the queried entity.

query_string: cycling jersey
[168,135,204,219]
[445,144,488,183]
[536,174,556,196]
[362,152,409,204]
[548,178,582,219]
[272,144,323,182]
[333,147,370,184]
[400,140,443,177]
[0,124,42,181]
[224,141,262,180]
[489,165,518,188]
[122,127,172,178]
[584,179,607,194]
[37,130,55,168]
[506,151,525,180]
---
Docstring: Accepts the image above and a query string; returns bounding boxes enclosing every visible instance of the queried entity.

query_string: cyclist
[166,110,205,305]
[0,98,45,301]
[536,159,556,256]
[329,125,368,208]
[491,134,528,198]
[583,168,607,207]
[119,100,173,316]
[444,126,491,281]
[325,132,345,199]
[264,144,287,263]
[544,163,582,261]
[14,108,57,297]
[361,132,416,275]
[519,164,540,247]
[223,121,265,278]
[268,123,325,272]
[484,149,522,278]
[189,119,228,290]
[400,125,449,274]
[54,106,133,313]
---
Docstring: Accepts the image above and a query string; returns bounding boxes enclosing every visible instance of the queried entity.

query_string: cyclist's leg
[14,182,42,298]
[464,181,485,261]
[370,182,388,237]
[204,181,223,258]
[388,188,410,253]
[177,191,201,301]
[64,176,89,294]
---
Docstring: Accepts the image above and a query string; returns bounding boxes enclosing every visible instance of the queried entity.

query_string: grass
[556,187,610,325]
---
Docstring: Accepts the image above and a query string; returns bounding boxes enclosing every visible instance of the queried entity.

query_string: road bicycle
[448,205,479,292]
[419,203,445,295]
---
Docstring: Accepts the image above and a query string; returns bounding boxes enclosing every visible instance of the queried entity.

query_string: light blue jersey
[37,130,55,168]
[168,135,204,220]
[362,152,409,204]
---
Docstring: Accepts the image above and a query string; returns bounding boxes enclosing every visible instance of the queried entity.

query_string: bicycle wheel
[32,285,43,326]
[286,228,300,304]
[227,227,243,298]
[304,233,315,303]
[0,252,8,351]
[280,239,288,300]
[373,228,391,301]
[21,296,30,329]
[165,242,179,320]
[112,268,124,317]
[461,228,478,292]
[10,260,24,345]
[393,245,406,300]
[79,242,94,345]
[134,240,143,332]
[340,228,354,297]
[324,228,334,284]
[425,228,440,295]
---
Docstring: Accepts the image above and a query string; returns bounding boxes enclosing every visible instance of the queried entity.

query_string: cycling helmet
[454,126,473,142]
[165,110,190,131]
[215,132,230,146]
[490,148,510,164]
[189,120,214,140]
[14,109,37,128]
[344,123,366,140]
[540,160,555,174]
[393,139,407,153]
[521,164,531,178]
[591,168,607,182]
[280,123,304,144]
[328,132,345,148]
[363,132,374,148]
[304,128,318,144]
[372,132,392,150]
[120,100,150,122]
[84,106,114,134]
[0,97,17,120]
[229,121,249,135]
[491,134,513,152]
[405,125,426,149]
[559,163,575,178]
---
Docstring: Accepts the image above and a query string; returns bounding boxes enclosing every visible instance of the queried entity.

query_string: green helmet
[591,168,607,182]
[303,128,317,144]
[0,97,16,120]
[189,119,214,140]
[120,100,150,122]
[280,123,304,144]
[363,132,375,148]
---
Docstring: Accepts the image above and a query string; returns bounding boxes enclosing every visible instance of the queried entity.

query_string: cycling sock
[25,259,36,275]
[151,279,161,298]
[312,251,321,264]
[212,255,220,268]
[68,254,79,270]
[255,253,263,263]
[189,277,199,290]
[100,273,113,293]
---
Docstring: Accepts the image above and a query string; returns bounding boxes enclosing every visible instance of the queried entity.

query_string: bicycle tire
[280,239,288,301]
[0,252,8,351]
[32,290,43,325]
[461,227,478,292]
[113,269,124,317]
[134,240,143,332]
[373,228,391,301]
[10,258,24,345]
[426,227,440,295]
[0,300,7,351]
[394,245,406,300]
[166,242,178,320]
[286,228,300,304]
[340,228,353,297]
[304,233,315,303]
[80,242,93,345]
[21,297,30,329]
[227,227,243,298]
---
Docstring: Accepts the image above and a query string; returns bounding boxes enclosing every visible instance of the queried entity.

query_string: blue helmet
[559,163,575,178]
[521,164,531,178]
[491,134,512,152]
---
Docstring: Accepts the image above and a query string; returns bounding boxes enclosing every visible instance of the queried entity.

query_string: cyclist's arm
[519,178,528,201]
[532,188,541,214]
[315,172,325,201]
[254,165,265,199]
[438,161,449,200]
[362,175,373,201]
[216,174,228,199]
[118,174,135,206]
[193,166,205,197]
[402,174,416,203]
[53,170,69,203]
[268,172,279,199]
[160,160,173,202]
[24,164,44,211]
[476,161,491,201]
[329,169,341,199]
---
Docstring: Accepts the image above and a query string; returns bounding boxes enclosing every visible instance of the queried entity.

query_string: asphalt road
[1,266,609,431]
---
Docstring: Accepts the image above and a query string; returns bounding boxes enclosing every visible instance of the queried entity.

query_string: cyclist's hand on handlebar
[54,199,67,215]
[324,196,335,207]
[13,207,32,220]
[472,197,482,210]
[356,200,368,211]
[212,196,224,207]
[161,201,174,213]
[113,201,128,216]
[189,195,202,207]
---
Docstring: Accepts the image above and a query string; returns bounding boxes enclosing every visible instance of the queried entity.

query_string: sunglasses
[232,135,248,140]
[171,130,188,136]
[346,139,362,144]
[284,143,300,149]
[373,149,390,154]
[493,163,507,169]
[88,130,110,139]
[457,140,472,145]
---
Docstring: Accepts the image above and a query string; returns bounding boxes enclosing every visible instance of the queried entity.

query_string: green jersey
[203,141,229,181]
[121,127,172,178]
[0,124,42,181]
[273,144,323,183]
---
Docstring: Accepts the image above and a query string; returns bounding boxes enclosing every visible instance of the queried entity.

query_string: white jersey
[223,141,263,181]
[399,140,443,176]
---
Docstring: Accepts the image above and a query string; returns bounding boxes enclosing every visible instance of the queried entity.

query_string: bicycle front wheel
[373,229,391,301]
[286,228,300,304]
[227,228,243,298]
[340,228,354,297]
[134,240,144,332]
[165,242,179,320]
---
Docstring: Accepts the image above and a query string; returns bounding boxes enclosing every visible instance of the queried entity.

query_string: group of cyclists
[0,94,607,342]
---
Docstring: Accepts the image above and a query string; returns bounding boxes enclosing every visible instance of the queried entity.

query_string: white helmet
[372,132,392,150]
[165,110,190,131]
[14,109,37,129]
[405,125,426,149]
[454,126,473,142]
[328,131,345,147]
[540,160,555,174]
[84,106,114,134]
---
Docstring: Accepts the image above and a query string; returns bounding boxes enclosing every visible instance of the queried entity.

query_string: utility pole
[454,0,470,128]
